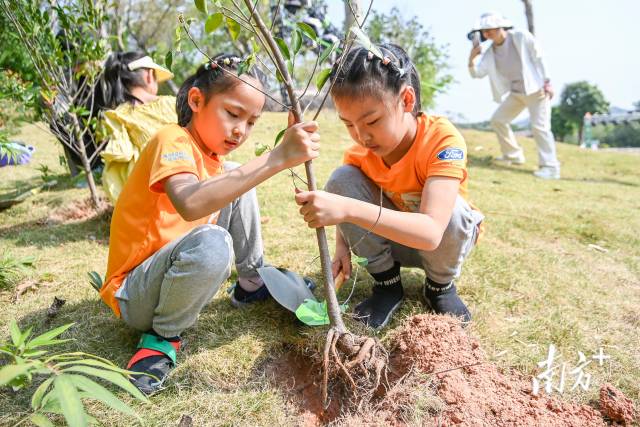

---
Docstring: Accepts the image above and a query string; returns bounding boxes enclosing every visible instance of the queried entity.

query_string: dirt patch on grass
[599,383,637,425]
[44,197,111,225]
[267,314,621,426]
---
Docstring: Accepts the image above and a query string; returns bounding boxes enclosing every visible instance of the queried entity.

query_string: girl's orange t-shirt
[101,124,223,317]
[343,113,472,213]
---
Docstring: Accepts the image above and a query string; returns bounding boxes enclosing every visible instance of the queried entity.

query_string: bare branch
[178,15,288,109]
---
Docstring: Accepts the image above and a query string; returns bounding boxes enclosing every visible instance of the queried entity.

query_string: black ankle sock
[149,330,180,343]
[370,262,402,287]
[423,278,471,324]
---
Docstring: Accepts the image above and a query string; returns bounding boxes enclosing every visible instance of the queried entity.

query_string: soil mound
[267,314,626,426]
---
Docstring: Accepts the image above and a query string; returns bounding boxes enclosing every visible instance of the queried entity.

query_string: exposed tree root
[321,327,389,409]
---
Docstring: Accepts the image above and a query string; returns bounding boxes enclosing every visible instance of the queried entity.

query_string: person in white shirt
[468,12,560,179]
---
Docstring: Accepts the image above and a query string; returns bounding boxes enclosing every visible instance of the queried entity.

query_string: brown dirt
[44,197,111,225]
[267,314,622,426]
[599,383,637,425]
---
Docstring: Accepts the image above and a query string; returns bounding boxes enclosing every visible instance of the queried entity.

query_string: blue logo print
[437,147,464,161]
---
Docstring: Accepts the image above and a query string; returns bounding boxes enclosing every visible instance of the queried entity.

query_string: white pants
[490,90,560,169]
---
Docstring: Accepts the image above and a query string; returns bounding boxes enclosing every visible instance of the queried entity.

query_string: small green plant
[0,251,35,289]
[36,164,55,184]
[0,320,148,426]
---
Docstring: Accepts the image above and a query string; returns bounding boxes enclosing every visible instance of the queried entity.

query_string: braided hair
[330,43,421,116]
[176,53,264,127]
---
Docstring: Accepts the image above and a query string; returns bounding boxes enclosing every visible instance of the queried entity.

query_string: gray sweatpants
[325,165,484,284]
[115,163,264,338]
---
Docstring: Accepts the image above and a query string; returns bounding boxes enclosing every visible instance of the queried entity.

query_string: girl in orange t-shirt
[106,54,320,394]
[296,44,483,329]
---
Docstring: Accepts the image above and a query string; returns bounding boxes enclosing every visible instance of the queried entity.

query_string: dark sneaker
[354,283,403,329]
[230,273,316,308]
[230,282,272,308]
[127,333,181,395]
[422,279,471,324]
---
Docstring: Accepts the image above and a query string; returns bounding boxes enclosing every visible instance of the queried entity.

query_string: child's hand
[332,233,352,282]
[271,112,320,169]
[295,190,348,228]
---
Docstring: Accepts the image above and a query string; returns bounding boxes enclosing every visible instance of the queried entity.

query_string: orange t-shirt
[101,124,223,317]
[343,113,472,213]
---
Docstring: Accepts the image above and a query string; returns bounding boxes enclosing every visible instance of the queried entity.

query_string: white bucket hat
[467,12,513,41]
[127,56,174,83]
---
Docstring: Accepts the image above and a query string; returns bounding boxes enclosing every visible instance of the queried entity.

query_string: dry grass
[0,113,638,425]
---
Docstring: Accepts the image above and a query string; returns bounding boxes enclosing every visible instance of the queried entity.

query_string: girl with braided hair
[101,53,320,393]
[296,43,484,329]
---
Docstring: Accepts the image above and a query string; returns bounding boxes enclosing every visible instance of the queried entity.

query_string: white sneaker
[533,166,560,180]
[494,153,525,165]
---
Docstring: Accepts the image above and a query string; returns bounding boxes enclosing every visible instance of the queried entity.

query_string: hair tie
[382,56,391,66]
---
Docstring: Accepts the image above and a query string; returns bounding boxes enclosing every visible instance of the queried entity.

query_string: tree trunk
[521,0,535,35]
[344,0,362,36]
[70,115,101,209]
[246,0,346,333]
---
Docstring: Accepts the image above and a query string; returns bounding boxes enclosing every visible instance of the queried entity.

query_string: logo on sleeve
[162,151,192,162]
[436,147,465,161]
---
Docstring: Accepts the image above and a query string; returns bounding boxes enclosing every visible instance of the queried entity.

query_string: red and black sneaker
[126,332,181,395]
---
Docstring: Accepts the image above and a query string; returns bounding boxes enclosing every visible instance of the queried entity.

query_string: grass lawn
[1,112,638,425]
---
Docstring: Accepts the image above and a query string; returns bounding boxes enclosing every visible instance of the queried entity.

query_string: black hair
[176,53,264,127]
[329,43,421,116]
[99,51,148,109]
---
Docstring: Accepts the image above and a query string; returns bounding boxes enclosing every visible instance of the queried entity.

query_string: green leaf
[276,70,284,83]
[354,256,368,267]
[292,29,302,55]
[164,51,172,71]
[194,0,207,15]
[316,68,331,91]
[61,366,148,402]
[295,300,347,326]
[9,319,21,347]
[30,414,54,427]
[54,358,128,374]
[67,374,139,418]
[286,60,294,78]
[31,376,55,410]
[319,40,338,64]
[297,22,317,41]
[274,128,287,147]
[237,61,248,77]
[53,375,87,427]
[226,17,241,41]
[26,323,74,350]
[275,37,290,60]
[255,143,269,156]
[205,13,223,34]
[350,26,383,59]
[0,363,33,386]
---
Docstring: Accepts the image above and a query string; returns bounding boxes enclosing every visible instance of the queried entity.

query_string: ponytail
[99,51,147,110]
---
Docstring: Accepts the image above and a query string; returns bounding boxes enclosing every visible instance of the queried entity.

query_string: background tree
[550,105,575,142]
[558,81,609,143]
[366,7,453,110]
[601,123,640,148]
[521,0,535,34]
[1,0,110,208]
[633,100,640,111]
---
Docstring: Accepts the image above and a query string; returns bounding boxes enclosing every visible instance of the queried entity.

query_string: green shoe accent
[137,333,177,365]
